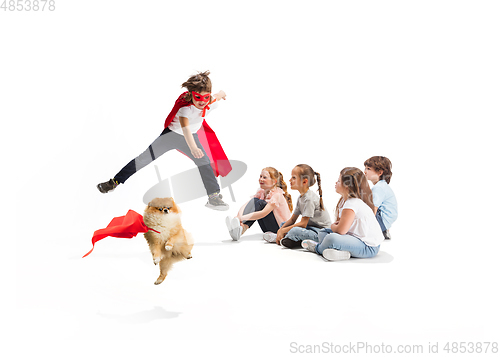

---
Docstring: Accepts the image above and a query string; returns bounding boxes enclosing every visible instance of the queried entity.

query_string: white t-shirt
[340,198,384,247]
[168,100,219,135]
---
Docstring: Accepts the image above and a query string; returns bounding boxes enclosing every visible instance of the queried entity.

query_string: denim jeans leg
[316,232,380,258]
[286,226,321,242]
[375,209,387,233]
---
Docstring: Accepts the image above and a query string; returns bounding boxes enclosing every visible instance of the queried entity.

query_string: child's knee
[318,229,332,241]
[286,227,305,240]
[286,227,318,241]
[322,233,341,247]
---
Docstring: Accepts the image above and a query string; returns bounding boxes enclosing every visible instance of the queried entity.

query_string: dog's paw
[186,253,193,259]
[165,244,173,251]
[154,277,165,285]
[153,256,161,265]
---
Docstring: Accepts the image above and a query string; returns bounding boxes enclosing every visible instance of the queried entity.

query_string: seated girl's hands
[330,221,340,233]
[276,229,285,245]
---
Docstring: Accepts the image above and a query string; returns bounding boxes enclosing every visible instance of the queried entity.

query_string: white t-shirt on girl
[340,198,384,247]
[168,100,219,135]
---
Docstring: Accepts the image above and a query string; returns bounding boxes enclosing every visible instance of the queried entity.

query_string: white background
[3,0,500,356]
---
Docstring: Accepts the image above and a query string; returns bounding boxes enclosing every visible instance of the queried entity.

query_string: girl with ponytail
[301,167,384,261]
[225,167,293,241]
[270,164,332,249]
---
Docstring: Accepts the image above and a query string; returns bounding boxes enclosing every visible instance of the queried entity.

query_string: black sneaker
[280,238,302,249]
[206,193,229,211]
[97,179,119,193]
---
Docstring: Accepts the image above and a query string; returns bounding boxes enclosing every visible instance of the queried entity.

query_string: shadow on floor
[97,306,181,324]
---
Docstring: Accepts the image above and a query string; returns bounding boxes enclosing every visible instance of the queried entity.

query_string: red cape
[82,210,159,258]
[164,92,232,177]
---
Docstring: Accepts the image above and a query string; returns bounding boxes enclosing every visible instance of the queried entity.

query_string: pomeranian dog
[143,197,193,285]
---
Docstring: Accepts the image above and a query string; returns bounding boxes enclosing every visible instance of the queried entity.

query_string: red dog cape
[164,92,232,177]
[82,210,160,258]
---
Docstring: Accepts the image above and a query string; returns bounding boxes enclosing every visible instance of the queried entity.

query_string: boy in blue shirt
[364,156,398,239]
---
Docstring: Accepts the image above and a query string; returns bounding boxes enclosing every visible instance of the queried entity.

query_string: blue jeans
[285,226,322,242]
[316,229,380,258]
[375,209,387,232]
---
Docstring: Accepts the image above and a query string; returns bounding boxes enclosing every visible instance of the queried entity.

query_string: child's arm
[276,215,310,244]
[236,199,252,220]
[240,203,275,222]
[179,116,204,159]
[330,209,355,235]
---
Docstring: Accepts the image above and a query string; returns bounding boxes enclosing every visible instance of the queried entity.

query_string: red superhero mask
[192,91,211,102]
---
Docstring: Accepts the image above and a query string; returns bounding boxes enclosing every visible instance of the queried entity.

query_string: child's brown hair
[334,167,375,220]
[295,164,325,210]
[264,167,293,212]
[364,156,393,184]
[181,71,212,102]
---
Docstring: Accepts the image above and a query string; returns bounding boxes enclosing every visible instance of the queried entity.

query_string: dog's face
[145,197,180,216]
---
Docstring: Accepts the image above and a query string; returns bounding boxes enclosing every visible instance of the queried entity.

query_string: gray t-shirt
[293,189,332,229]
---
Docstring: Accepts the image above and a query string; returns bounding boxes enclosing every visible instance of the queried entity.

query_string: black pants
[114,128,220,195]
[242,198,280,233]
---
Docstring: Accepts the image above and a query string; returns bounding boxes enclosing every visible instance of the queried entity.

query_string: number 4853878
[1,0,56,11]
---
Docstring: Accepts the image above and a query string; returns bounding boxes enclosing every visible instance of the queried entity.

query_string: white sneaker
[225,216,236,240]
[322,249,351,261]
[226,217,242,241]
[263,232,277,243]
[301,240,318,253]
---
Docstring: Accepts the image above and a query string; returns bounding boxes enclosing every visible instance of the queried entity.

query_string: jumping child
[96,71,231,210]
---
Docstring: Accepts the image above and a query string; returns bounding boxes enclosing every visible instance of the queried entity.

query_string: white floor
[13,183,500,355]
[6,1,500,356]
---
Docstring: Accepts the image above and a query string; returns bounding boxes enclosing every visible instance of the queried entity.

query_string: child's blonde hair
[181,71,212,102]
[295,164,325,210]
[335,167,375,220]
[264,167,293,212]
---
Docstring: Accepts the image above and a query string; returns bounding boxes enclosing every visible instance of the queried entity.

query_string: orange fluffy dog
[143,197,193,285]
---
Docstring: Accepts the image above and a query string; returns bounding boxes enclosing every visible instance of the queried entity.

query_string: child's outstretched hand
[213,90,226,101]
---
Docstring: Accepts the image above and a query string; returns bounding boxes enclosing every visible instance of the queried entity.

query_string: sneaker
[225,216,242,241]
[97,178,119,193]
[322,249,351,261]
[280,238,302,249]
[301,240,318,253]
[383,230,391,240]
[263,232,277,243]
[206,193,229,211]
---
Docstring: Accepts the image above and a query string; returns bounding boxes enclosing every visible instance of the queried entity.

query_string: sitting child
[226,167,293,241]
[364,156,398,239]
[266,164,331,249]
[301,167,384,261]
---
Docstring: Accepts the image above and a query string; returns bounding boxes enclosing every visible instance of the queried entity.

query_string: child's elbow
[337,228,349,235]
